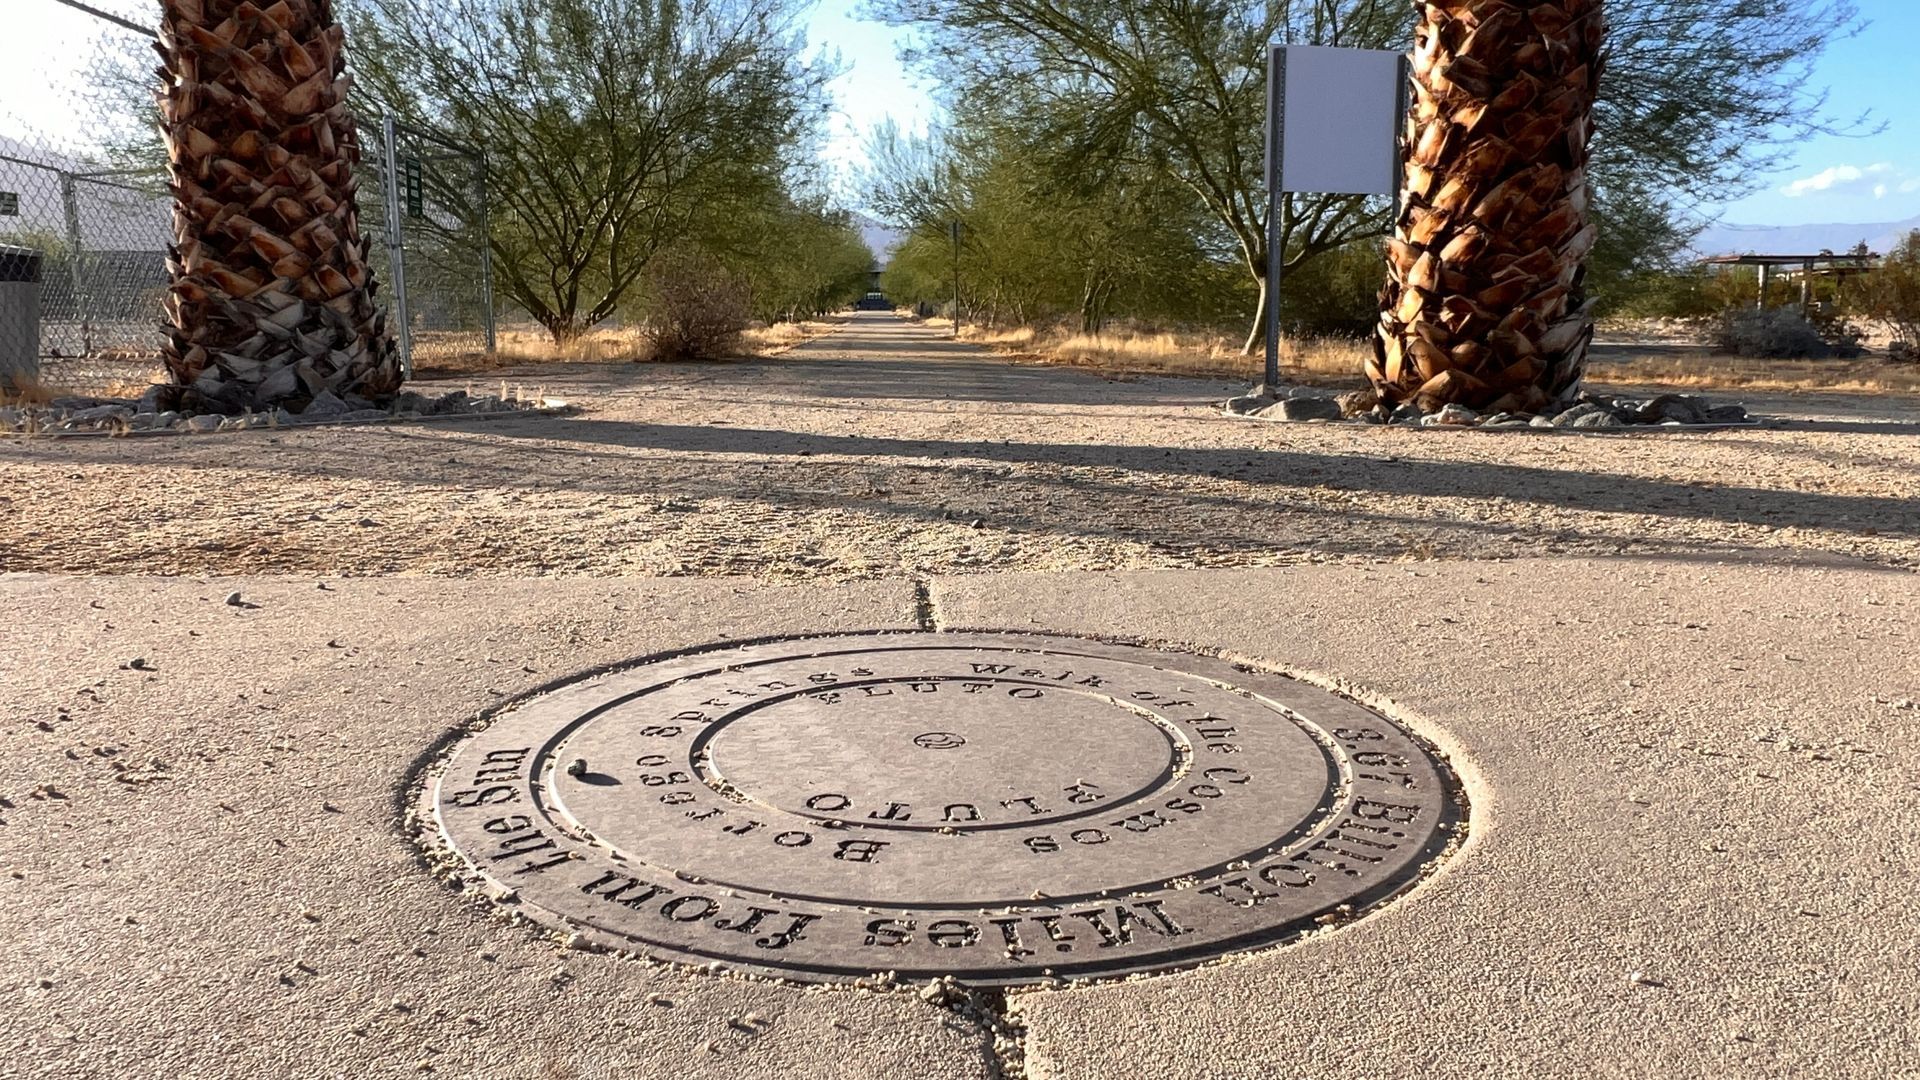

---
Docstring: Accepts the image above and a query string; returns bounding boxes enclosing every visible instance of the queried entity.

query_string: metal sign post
[950,220,961,339]
[1263,45,1407,389]
[476,154,497,355]
[1263,50,1287,389]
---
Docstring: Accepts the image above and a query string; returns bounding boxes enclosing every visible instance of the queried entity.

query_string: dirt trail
[3,312,1917,578]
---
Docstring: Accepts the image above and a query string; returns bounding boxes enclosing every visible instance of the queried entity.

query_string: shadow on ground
[2,313,1916,577]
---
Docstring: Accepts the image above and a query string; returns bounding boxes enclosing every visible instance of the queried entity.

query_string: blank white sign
[1270,45,1402,196]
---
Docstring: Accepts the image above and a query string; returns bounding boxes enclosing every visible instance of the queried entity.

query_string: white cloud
[1782,162,1915,199]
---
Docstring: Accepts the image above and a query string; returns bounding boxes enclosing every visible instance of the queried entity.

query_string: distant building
[1698,251,1879,311]
[855,211,904,295]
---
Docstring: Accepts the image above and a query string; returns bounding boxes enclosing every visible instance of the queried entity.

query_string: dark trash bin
[0,243,43,390]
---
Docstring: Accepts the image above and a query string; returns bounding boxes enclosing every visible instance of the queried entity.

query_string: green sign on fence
[0,192,17,216]
[404,157,423,219]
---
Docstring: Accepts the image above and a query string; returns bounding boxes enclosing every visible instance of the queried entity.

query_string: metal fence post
[949,219,961,338]
[475,152,496,354]
[379,113,413,379]
[58,170,91,354]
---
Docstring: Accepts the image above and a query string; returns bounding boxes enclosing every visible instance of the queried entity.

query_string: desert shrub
[640,249,751,361]
[1703,268,1762,311]
[1603,267,1724,319]
[1279,239,1385,338]
[1805,303,1864,354]
[1620,265,1829,318]
[1713,308,1860,359]
[1842,230,1920,353]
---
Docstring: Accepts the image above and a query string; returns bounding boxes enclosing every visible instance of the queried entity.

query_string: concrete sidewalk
[3,557,1916,1078]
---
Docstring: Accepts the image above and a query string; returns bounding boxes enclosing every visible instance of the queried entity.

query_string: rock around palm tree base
[1227,386,1753,430]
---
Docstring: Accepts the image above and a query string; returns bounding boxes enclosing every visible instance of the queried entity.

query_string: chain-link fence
[361,117,497,375]
[3,0,494,397]
[2,0,171,396]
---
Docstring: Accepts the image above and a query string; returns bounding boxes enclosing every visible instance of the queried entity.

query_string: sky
[6,0,1917,229]
[805,0,940,181]
[1702,3,1920,226]
[2,0,155,161]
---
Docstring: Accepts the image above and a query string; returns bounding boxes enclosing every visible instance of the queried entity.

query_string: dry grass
[944,315,1920,396]
[83,377,157,399]
[1587,351,1920,394]
[740,318,848,354]
[1577,319,1920,394]
[1,372,55,406]
[952,320,1369,385]
[411,317,847,378]
[498,325,652,364]
[3,368,156,404]
[412,326,652,376]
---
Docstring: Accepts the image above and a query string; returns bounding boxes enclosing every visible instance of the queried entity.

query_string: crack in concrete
[930,983,1030,1080]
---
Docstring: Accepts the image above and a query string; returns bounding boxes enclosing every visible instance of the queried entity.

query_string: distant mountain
[852,212,905,268]
[1692,214,1920,258]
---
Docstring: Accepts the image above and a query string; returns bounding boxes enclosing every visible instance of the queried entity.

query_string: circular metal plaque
[425,632,1461,985]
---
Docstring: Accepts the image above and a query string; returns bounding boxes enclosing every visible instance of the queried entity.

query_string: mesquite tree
[157,0,399,413]
[344,0,833,345]
[871,0,1860,359]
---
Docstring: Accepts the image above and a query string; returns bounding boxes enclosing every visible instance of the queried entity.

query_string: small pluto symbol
[914,731,966,750]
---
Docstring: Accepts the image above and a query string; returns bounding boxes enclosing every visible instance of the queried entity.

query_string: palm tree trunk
[158,0,398,414]
[1369,0,1606,415]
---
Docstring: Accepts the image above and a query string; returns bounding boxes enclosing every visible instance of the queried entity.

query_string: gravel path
[3,312,1917,578]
